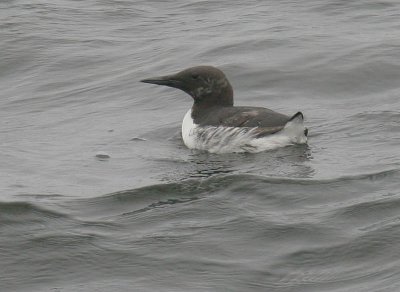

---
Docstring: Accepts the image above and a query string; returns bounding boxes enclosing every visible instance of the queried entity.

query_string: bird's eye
[191,74,199,80]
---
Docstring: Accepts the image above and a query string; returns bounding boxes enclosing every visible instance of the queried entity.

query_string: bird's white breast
[181,109,199,149]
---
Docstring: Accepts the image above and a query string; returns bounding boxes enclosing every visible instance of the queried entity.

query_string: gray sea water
[1,1,400,291]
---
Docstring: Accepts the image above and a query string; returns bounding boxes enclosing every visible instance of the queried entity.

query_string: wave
[3,167,397,222]
[53,167,399,221]
[0,201,69,224]
[2,171,399,292]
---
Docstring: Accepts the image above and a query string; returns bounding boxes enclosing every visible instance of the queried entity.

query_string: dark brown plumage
[141,65,306,137]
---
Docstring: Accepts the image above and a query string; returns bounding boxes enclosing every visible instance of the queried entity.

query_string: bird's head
[141,66,233,107]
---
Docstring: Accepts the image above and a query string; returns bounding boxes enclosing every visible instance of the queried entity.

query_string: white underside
[182,109,307,154]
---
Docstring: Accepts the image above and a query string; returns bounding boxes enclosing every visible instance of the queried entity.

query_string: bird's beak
[141,74,182,88]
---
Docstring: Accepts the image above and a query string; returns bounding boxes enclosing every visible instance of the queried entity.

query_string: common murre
[141,66,308,153]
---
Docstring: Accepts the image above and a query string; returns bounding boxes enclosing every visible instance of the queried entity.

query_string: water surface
[1,1,400,291]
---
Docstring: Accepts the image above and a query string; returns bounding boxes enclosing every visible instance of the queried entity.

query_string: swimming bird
[141,66,307,153]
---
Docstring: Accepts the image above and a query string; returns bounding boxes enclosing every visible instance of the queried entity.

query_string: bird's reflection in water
[188,152,238,178]
[186,144,314,179]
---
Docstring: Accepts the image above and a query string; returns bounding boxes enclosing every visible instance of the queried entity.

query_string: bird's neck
[193,83,234,107]
[191,95,233,124]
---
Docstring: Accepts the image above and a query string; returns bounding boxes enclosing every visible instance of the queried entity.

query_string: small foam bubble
[130,137,147,142]
[95,151,110,160]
